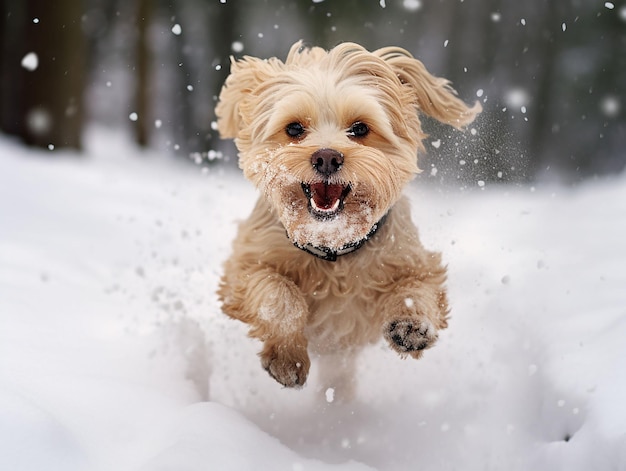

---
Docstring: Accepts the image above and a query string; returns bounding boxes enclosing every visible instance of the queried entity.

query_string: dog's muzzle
[302,182,351,220]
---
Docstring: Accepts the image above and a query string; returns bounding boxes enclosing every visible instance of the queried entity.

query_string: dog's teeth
[311,197,340,213]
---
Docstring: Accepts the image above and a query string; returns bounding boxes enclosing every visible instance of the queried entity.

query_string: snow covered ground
[1,128,625,471]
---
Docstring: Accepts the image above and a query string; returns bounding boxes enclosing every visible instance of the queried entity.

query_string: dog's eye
[285,122,305,139]
[348,122,369,138]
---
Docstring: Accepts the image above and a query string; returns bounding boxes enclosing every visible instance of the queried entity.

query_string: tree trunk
[135,0,152,148]
[1,0,86,150]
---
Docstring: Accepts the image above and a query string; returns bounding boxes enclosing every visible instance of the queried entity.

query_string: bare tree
[0,0,85,150]
[134,0,153,147]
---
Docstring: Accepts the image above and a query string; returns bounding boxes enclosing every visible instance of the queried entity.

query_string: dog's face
[216,42,480,251]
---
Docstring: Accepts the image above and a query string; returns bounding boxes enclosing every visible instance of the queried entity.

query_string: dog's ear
[215,56,271,139]
[216,42,312,139]
[375,47,481,129]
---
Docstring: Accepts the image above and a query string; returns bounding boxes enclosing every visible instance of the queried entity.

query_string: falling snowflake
[21,52,39,71]
[403,0,422,11]
[231,41,244,53]
[600,96,620,117]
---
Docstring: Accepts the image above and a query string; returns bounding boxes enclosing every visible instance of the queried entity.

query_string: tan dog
[216,41,480,396]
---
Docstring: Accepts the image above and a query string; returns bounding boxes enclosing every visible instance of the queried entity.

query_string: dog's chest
[297,261,389,352]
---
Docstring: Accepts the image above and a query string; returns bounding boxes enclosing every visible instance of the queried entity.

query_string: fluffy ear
[215,55,281,139]
[376,47,481,129]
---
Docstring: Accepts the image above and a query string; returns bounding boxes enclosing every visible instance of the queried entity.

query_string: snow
[232,41,244,53]
[171,24,182,36]
[21,52,39,71]
[601,96,621,118]
[402,0,422,11]
[1,128,625,470]
[25,108,52,136]
[504,88,530,109]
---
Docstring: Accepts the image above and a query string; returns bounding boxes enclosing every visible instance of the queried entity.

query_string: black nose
[311,148,344,176]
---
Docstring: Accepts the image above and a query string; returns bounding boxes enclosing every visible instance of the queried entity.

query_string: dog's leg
[220,266,310,387]
[380,263,449,359]
[259,332,310,388]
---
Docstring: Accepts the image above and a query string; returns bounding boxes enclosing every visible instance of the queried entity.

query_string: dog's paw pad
[384,318,438,356]
[260,347,310,388]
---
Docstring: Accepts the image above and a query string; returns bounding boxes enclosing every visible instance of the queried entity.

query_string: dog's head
[216,41,480,252]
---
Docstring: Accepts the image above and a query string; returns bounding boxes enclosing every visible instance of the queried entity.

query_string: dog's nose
[311,148,344,176]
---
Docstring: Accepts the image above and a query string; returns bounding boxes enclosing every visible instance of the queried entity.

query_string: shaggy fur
[215,41,480,395]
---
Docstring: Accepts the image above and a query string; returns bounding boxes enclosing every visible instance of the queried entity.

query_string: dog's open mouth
[302,182,351,219]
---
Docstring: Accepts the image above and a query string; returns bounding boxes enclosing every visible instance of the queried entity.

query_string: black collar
[290,213,388,262]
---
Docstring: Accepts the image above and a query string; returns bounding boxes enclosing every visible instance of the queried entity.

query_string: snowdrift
[1,129,625,470]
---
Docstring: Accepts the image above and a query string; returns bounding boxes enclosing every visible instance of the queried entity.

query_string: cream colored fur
[215,41,480,396]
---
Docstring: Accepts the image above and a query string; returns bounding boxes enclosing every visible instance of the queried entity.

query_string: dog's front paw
[384,317,438,359]
[260,340,310,388]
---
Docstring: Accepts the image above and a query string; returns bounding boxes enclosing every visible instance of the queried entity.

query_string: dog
[215,41,480,396]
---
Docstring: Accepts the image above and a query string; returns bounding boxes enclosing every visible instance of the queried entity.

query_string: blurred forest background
[0,0,624,183]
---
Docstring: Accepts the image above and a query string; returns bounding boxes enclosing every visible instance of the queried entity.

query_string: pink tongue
[310,182,343,210]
